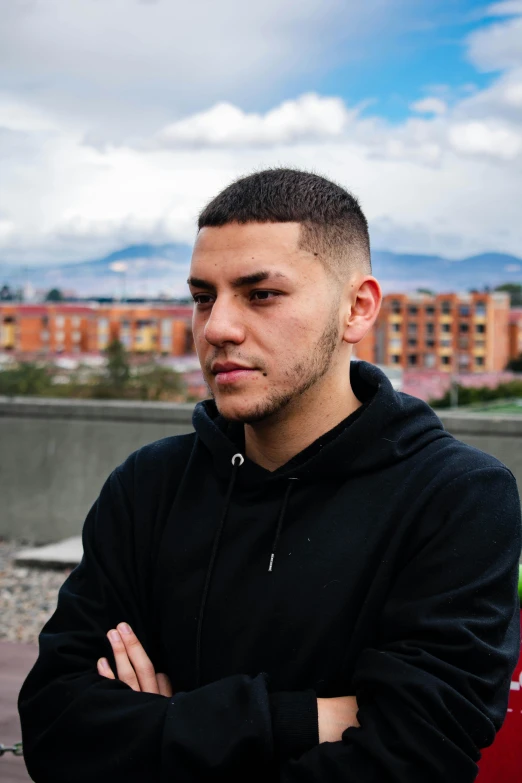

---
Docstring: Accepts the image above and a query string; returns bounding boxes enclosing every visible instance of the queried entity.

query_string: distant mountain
[371,250,522,292]
[1,244,521,298]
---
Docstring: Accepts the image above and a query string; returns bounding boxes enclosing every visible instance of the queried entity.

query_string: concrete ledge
[14,536,83,569]
[1,397,521,544]
[0,396,196,424]
[438,411,522,436]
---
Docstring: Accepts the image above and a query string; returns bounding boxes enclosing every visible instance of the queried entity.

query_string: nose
[203,296,246,348]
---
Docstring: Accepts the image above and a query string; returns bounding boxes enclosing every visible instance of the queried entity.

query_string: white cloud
[1,1,522,269]
[154,94,355,148]
[448,120,522,158]
[410,97,447,116]
[485,1,522,16]
[0,0,406,139]
[467,11,522,71]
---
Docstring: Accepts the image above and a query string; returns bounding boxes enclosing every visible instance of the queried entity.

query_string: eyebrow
[187,270,290,291]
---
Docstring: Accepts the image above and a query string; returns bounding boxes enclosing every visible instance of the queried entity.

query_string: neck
[244,371,362,472]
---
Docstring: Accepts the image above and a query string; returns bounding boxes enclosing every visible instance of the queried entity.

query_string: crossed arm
[98,621,360,744]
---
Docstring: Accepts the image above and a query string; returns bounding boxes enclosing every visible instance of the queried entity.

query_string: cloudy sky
[1,0,522,267]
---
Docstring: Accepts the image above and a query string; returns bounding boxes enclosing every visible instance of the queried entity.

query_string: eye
[193,294,214,307]
[250,290,279,302]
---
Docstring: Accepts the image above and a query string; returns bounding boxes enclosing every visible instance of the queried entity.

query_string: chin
[212,391,264,423]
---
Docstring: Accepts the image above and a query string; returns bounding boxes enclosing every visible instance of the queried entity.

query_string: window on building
[391,300,401,314]
[425,306,435,316]
[475,339,485,348]
[391,323,401,332]
[407,354,418,366]
[391,354,401,364]
[441,323,451,333]
[441,301,452,314]
[426,323,434,334]
[424,353,436,368]
[440,338,452,347]
[476,323,486,334]
[407,338,417,347]
[458,354,470,366]
[475,356,485,366]
[459,305,470,317]
[55,315,65,328]
[458,337,469,350]
[475,302,486,317]
[441,355,451,365]
[426,339,435,348]
[389,338,402,350]
[459,323,469,333]
[98,318,109,333]
[408,306,418,316]
[407,322,417,334]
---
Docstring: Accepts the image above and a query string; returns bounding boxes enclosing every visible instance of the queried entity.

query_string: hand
[317,696,359,743]
[97,622,173,697]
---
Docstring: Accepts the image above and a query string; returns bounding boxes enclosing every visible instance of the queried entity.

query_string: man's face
[188,221,343,423]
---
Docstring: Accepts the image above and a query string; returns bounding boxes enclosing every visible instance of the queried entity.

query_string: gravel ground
[0,540,73,644]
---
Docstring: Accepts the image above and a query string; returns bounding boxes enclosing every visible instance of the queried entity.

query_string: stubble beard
[210,308,340,424]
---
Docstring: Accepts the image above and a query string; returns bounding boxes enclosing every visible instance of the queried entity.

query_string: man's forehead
[189,222,320,281]
[193,221,303,254]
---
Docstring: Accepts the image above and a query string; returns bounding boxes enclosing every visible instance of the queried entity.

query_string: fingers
[106,629,142,691]
[156,673,173,698]
[107,623,159,694]
[97,657,115,679]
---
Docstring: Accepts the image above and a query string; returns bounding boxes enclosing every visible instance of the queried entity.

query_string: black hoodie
[18,361,521,783]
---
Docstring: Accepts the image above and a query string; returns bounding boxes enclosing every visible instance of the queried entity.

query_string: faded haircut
[197,168,371,279]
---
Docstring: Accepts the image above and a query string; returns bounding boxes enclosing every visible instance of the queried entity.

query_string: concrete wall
[0,397,195,543]
[1,396,521,543]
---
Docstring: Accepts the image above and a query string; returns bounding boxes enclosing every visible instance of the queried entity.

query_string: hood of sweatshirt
[192,359,448,485]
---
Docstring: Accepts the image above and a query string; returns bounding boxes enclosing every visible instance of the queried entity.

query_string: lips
[211,362,259,385]
[211,362,254,374]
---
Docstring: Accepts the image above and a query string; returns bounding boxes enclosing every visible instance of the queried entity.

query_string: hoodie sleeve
[274,465,521,783]
[18,466,299,783]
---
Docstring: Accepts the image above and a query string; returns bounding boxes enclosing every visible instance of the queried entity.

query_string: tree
[136,365,185,401]
[430,379,522,408]
[506,354,522,372]
[104,338,130,389]
[495,283,522,308]
[0,284,14,301]
[45,288,64,302]
[0,363,54,396]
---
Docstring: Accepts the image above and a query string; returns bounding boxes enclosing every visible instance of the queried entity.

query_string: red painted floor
[0,641,38,782]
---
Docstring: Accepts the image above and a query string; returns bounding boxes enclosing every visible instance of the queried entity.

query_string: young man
[19,169,521,783]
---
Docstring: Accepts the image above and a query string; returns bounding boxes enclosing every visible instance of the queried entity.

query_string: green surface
[464,401,522,414]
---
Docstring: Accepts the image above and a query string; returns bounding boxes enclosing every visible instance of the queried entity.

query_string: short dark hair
[198,168,371,278]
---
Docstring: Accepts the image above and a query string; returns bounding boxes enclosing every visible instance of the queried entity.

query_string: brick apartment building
[508,308,522,363]
[0,293,516,374]
[0,303,194,357]
[354,291,511,373]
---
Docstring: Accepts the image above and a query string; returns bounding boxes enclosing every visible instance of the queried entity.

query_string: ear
[341,276,382,345]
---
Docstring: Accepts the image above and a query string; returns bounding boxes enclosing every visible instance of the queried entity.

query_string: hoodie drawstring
[268,477,298,572]
[195,453,244,687]
[195,457,297,687]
